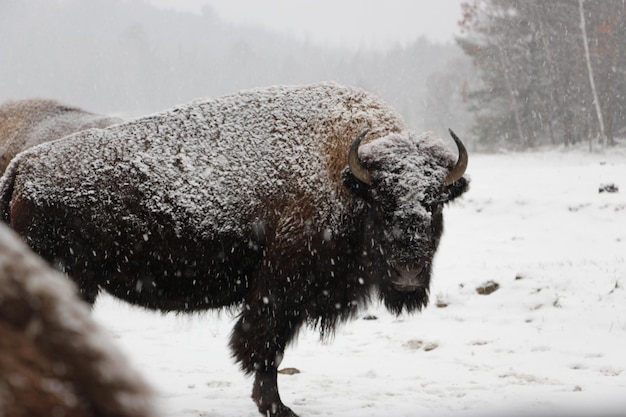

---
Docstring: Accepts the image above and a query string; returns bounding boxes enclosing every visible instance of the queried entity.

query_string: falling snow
[89,144,626,416]
[1,83,429,242]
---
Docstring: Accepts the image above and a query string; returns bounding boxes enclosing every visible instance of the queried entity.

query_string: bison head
[344,129,469,315]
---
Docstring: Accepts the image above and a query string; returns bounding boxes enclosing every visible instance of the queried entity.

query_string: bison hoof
[259,403,298,417]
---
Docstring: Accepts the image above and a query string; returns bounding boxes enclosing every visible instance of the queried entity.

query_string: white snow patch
[92,145,626,416]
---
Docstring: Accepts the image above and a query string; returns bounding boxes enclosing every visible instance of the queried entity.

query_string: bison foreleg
[252,368,298,417]
[230,299,303,417]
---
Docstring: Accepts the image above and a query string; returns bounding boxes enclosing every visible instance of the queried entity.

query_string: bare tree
[579,0,607,149]
[458,0,625,150]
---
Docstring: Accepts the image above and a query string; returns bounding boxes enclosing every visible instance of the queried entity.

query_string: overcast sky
[144,0,465,49]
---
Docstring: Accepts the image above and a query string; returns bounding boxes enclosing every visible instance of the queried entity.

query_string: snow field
[94,145,626,416]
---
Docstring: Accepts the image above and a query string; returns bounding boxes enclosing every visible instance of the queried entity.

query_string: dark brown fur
[0,224,158,417]
[0,83,469,416]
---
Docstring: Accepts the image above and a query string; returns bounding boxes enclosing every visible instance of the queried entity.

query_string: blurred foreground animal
[0,223,158,417]
[0,98,122,173]
[0,82,469,416]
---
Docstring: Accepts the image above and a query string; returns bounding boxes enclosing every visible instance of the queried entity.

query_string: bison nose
[390,263,427,292]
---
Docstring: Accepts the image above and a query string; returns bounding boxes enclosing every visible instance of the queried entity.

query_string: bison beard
[0,83,469,416]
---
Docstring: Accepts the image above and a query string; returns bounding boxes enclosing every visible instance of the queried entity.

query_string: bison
[0,82,469,416]
[0,223,158,417]
[0,98,122,173]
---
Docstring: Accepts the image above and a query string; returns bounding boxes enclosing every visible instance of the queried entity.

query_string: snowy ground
[93,144,626,417]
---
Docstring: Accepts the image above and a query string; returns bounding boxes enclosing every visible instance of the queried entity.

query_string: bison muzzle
[0,82,469,416]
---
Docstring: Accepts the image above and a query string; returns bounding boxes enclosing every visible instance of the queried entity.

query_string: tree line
[0,0,472,144]
[457,0,626,150]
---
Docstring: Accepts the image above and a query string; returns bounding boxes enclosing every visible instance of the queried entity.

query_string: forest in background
[458,0,626,150]
[2,0,625,152]
[0,0,472,146]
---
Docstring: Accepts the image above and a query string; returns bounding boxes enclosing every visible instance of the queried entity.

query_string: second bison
[0,82,469,416]
[0,98,122,173]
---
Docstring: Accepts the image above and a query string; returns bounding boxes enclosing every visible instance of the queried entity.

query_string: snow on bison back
[0,98,122,174]
[0,82,469,417]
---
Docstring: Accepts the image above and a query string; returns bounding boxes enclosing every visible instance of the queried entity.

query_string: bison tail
[0,158,18,224]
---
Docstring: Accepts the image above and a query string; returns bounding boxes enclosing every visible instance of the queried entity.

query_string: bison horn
[444,129,468,186]
[348,129,373,186]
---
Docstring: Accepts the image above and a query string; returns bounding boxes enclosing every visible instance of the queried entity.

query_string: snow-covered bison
[0,83,469,416]
[0,223,158,417]
[0,98,122,173]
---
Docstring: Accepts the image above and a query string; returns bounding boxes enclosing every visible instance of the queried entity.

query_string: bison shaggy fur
[0,82,469,416]
[0,98,122,174]
[0,223,158,417]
